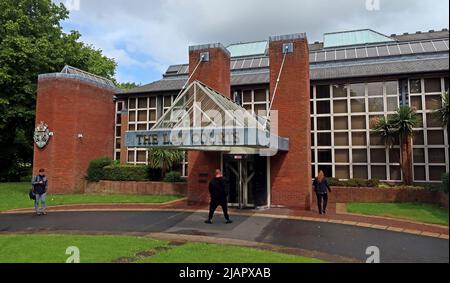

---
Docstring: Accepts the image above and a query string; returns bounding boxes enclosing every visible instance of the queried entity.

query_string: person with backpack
[31,168,48,216]
[313,170,332,214]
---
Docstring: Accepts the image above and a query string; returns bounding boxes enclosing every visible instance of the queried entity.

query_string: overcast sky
[53,0,449,84]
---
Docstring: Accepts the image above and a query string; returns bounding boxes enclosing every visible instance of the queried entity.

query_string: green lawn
[346,203,449,226]
[0,182,181,212]
[0,235,323,263]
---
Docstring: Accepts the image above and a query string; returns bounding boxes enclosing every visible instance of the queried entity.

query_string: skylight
[323,29,395,48]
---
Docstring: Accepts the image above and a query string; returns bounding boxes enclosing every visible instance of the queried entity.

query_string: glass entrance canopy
[124,81,289,154]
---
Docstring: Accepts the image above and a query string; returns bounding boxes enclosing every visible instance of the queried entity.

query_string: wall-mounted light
[77,134,83,139]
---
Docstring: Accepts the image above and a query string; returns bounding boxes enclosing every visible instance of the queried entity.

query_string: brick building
[34,29,449,209]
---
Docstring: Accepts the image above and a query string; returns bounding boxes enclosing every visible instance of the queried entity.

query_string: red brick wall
[187,44,231,205]
[269,35,312,209]
[33,77,116,194]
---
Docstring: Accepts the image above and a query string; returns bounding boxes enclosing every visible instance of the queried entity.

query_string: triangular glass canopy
[125,80,288,153]
[152,81,267,131]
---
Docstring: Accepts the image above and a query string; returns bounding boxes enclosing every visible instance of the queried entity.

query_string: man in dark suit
[205,169,233,224]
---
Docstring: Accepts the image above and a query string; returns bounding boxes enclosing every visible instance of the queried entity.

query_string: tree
[434,91,449,131]
[147,149,185,178]
[0,0,117,181]
[372,106,419,185]
[117,82,140,90]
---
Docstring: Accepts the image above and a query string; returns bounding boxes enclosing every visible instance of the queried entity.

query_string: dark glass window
[318,150,332,163]
[317,117,331,130]
[424,78,441,93]
[316,85,330,99]
[316,101,330,114]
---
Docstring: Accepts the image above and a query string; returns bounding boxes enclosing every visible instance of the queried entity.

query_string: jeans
[208,198,230,221]
[35,193,46,213]
[316,193,328,213]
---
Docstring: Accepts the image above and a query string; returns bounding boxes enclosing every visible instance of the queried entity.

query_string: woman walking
[313,170,331,214]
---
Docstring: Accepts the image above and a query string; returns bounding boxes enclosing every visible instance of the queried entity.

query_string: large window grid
[114,101,125,161]
[233,88,270,118]
[311,81,401,181]
[125,95,188,177]
[409,77,449,182]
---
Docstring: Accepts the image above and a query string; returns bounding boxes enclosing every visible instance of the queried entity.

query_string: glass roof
[323,29,395,48]
[227,41,268,58]
[152,81,267,131]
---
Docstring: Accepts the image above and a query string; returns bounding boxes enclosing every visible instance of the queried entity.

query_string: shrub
[327,178,380,188]
[442,173,449,193]
[103,165,149,181]
[163,171,184,183]
[86,157,113,182]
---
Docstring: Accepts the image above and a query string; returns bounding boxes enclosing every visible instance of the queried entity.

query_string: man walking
[32,168,48,216]
[205,169,233,224]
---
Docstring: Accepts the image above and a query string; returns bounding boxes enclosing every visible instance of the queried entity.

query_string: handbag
[29,189,36,200]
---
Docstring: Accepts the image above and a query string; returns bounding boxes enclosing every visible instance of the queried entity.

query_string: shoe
[42,211,47,216]
[319,211,323,215]
[36,212,41,216]
[226,220,233,224]
[204,220,212,224]
[323,210,326,214]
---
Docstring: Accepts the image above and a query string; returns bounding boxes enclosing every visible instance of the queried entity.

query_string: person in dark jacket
[205,169,233,224]
[313,170,331,215]
[32,168,48,216]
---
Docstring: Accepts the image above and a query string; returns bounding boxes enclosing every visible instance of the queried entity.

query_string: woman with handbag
[31,168,48,216]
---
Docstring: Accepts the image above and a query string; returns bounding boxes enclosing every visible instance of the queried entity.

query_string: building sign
[124,127,289,151]
[33,121,52,149]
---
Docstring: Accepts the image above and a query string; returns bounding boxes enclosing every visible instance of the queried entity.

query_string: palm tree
[373,106,419,185]
[147,148,185,178]
[434,91,449,131]
[433,91,449,169]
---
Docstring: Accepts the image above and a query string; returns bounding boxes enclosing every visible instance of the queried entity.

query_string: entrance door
[222,154,268,209]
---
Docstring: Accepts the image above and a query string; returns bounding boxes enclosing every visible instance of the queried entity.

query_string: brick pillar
[33,76,116,194]
[120,108,129,165]
[268,34,312,209]
[187,43,231,205]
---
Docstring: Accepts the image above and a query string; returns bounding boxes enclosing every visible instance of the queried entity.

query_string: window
[316,85,330,99]
[409,79,422,94]
[332,85,348,98]
[424,78,441,93]
[350,83,365,97]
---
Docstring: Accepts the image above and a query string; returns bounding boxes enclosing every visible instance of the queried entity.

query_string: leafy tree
[0,0,117,181]
[117,82,140,90]
[373,106,419,185]
[147,149,185,178]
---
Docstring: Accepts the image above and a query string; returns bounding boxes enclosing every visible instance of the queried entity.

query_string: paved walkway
[4,200,448,237]
[0,210,448,263]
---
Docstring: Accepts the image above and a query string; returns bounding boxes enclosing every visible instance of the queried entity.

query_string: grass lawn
[346,203,449,226]
[0,235,323,263]
[0,182,182,212]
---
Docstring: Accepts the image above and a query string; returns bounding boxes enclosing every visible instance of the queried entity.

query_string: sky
[53,0,449,85]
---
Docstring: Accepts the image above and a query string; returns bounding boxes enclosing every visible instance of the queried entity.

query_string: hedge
[163,171,184,183]
[86,157,114,182]
[102,165,149,181]
[328,178,380,188]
